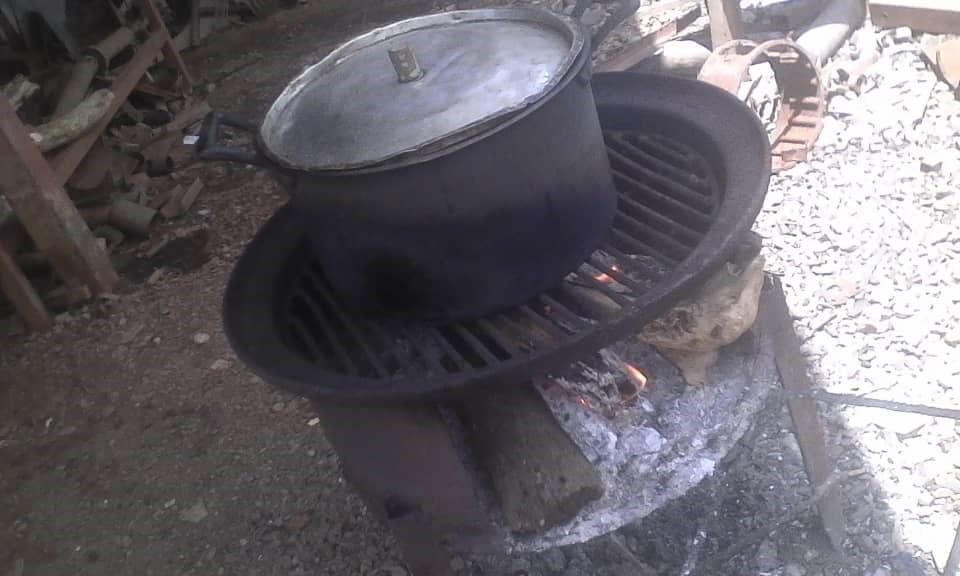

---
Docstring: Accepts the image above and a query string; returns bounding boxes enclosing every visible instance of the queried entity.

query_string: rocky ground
[754,22,960,573]
[1,2,959,576]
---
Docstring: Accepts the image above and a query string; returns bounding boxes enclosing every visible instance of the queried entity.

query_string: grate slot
[490,313,541,351]
[428,328,472,371]
[303,267,389,377]
[608,148,713,213]
[614,172,712,229]
[617,193,703,245]
[403,329,451,373]
[293,291,359,374]
[287,316,323,362]
[572,272,631,306]
[518,305,568,340]
[614,209,694,261]
[586,255,645,293]
[539,294,589,329]
[610,227,678,266]
[476,318,522,357]
[649,134,702,164]
[612,132,694,171]
[451,324,500,366]
[607,134,710,194]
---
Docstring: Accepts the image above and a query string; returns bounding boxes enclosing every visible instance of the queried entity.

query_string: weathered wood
[706,0,743,47]
[869,0,960,34]
[3,74,40,111]
[313,400,495,558]
[50,31,166,186]
[137,100,211,150]
[32,89,115,152]
[0,247,52,330]
[68,140,113,190]
[0,95,118,294]
[139,0,194,88]
[52,57,99,119]
[458,382,603,534]
[596,4,702,72]
[761,276,845,550]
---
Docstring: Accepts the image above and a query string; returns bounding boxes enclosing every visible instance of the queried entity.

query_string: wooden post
[138,0,195,88]
[0,96,118,294]
[706,0,743,47]
[0,248,52,330]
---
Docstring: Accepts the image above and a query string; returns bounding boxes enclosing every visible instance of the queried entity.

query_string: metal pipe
[84,25,138,72]
[795,0,866,65]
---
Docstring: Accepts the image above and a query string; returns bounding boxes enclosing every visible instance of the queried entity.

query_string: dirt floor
[0,2,951,575]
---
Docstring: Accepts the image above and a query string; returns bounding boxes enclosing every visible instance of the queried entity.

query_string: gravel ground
[754,23,960,572]
[1,2,958,576]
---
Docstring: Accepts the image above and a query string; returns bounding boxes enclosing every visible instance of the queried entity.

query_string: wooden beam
[458,382,603,534]
[869,0,960,34]
[0,248,52,330]
[596,4,702,72]
[139,0,195,88]
[706,0,743,47]
[50,31,166,186]
[761,277,845,550]
[0,97,118,293]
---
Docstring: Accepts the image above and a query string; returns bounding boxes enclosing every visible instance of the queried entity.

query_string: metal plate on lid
[259,7,584,171]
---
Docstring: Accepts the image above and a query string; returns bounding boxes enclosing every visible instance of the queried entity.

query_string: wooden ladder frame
[0,0,192,330]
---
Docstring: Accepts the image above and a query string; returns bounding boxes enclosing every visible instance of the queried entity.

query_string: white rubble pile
[754,23,960,569]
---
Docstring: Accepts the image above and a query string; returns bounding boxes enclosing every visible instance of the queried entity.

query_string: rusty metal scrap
[699,39,825,173]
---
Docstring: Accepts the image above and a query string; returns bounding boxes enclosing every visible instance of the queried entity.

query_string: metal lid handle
[388,47,424,83]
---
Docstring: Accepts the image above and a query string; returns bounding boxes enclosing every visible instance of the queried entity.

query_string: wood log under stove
[221,72,782,573]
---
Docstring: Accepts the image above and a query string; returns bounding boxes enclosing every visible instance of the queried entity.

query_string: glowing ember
[622,363,648,391]
[593,265,620,284]
[577,397,592,408]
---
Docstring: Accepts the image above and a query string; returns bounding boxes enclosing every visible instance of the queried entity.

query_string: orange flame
[594,265,620,283]
[623,363,648,391]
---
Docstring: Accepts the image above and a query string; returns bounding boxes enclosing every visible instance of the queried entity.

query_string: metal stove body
[221,72,775,574]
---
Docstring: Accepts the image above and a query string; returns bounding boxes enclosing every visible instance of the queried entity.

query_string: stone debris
[180,501,209,523]
[753,19,960,570]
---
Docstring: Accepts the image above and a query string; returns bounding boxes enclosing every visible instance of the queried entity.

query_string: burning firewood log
[640,247,766,385]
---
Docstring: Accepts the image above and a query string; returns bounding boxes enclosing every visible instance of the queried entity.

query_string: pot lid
[258,7,584,171]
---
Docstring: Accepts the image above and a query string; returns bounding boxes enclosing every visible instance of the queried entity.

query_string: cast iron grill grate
[222,73,770,400]
[280,132,717,377]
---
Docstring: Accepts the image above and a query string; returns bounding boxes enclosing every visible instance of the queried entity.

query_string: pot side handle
[195,111,270,167]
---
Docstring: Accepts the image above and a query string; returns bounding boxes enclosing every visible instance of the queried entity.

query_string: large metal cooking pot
[196,7,619,320]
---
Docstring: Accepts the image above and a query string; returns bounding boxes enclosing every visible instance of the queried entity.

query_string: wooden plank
[596,4,702,72]
[50,32,166,186]
[458,382,603,534]
[869,0,960,34]
[139,0,195,88]
[0,96,118,294]
[0,248,52,330]
[706,0,743,47]
[761,276,845,551]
